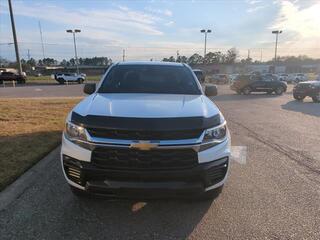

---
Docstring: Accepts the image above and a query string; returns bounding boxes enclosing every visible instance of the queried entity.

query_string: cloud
[246,0,262,5]
[1,2,163,36]
[164,21,174,26]
[144,7,173,16]
[247,5,266,13]
[269,0,320,57]
[271,1,320,38]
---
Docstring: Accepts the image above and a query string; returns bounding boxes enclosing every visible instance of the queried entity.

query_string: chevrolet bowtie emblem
[130,141,158,151]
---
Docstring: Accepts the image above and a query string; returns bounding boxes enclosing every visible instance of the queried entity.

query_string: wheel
[242,87,251,95]
[18,78,26,84]
[312,93,320,103]
[198,185,224,201]
[275,86,284,95]
[293,94,305,101]
[57,78,65,84]
[77,78,84,84]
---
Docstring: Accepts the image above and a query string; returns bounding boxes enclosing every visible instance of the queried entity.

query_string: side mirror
[205,85,218,97]
[83,83,96,95]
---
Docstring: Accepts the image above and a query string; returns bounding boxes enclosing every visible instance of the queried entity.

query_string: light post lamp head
[66,29,73,33]
[200,29,206,33]
[207,29,212,33]
[74,29,81,33]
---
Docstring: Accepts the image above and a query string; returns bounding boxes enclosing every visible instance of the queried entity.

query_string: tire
[293,94,305,101]
[18,78,26,84]
[312,93,320,103]
[198,185,224,201]
[242,87,251,95]
[77,78,84,84]
[57,78,65,84]
[275,86,284,95]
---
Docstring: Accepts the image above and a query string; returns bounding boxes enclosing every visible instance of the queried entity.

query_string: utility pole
[27,49,30,60]
[247,49,250,60]
[66,29,81,74]
[200,29,212,58]
[122,49,125,61]
[38,21,45,59]
[8,0,22,75]
[260,49,263,62]
[272,30,282,73]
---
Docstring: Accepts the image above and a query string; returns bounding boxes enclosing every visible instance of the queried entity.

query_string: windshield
[98,65,201,95]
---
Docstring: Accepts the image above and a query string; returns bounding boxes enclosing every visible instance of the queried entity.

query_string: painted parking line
[231,146,247,164]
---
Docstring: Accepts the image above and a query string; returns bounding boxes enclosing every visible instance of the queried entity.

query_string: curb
[0,146,61,211]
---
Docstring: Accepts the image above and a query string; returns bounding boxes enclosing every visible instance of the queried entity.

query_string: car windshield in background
[98,65,201,95]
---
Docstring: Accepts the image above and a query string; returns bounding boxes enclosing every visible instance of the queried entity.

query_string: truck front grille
[91,147,198,170]
[87,128,203,140]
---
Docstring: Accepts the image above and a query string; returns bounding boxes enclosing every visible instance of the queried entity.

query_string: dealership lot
[0,85,319,239]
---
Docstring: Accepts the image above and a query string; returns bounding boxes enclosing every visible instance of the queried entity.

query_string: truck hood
[73,93,220,118]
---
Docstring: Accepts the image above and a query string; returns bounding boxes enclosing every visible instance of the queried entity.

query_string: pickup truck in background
[0,71,26,84]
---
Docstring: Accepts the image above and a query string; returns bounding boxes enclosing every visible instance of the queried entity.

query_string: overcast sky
[0,0,320,62]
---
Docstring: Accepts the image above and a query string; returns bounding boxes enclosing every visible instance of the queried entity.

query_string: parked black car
[293,81,320,103]
[230,74,287,95]
[0,71,26,84]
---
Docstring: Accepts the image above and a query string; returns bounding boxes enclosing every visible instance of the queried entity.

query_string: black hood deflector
[71,112,220,131]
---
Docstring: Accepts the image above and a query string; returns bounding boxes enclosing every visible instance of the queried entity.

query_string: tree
[176,55,188,63]
[224,48,238,64]
[60,59,69,66]
[162,56,176,62]
[204,51,225,64]
[27,58,36,67]
[187,53,203,65]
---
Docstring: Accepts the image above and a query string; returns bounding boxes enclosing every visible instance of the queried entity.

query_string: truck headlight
[203,122,227,142]
[200,122,227,151]
[64,121,88,142]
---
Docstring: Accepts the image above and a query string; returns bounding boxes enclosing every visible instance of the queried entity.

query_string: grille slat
[91,147,198,170]
[87,128,203,140]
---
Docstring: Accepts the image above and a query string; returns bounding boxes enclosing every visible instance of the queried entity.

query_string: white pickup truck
[61,61,231,200]
[53,73,86,84]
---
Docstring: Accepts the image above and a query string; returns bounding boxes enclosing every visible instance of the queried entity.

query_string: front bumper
[293,88,318,97]
[61,134,231,198]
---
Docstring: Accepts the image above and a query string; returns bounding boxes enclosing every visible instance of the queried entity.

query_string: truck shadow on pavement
[0,155,214,240]
[65,194,213,239]
[281,100,320,117]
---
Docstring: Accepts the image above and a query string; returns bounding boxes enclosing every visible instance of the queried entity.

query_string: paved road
[0,86,319,239]
[0,83,85,98]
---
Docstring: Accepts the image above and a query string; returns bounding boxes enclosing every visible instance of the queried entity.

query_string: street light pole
[272,30,282,73]
[66,29,81,74]
[8,0,22,75]
[200,29,212,58]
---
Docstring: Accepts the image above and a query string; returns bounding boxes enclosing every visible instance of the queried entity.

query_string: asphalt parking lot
[0,85,319,239]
